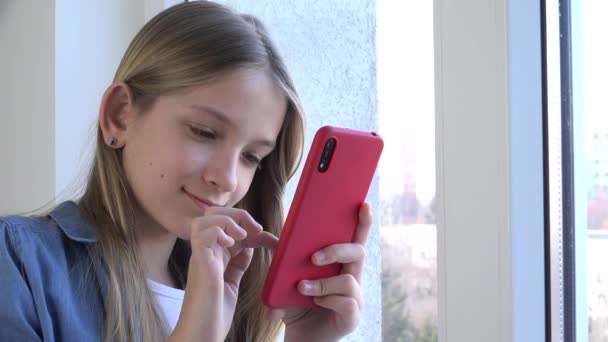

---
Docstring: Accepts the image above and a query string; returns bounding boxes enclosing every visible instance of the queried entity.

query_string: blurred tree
[415,316,438,342]
[382,266,416,342]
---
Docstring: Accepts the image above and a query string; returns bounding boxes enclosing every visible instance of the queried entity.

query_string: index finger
[204,207,279,249]
[239,231,278,249]
[353,202,372,245]
[205,207,263,235]
[341,202,373,282]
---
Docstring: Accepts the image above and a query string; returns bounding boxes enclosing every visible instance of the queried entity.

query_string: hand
[169,207,278,342]
[267,202,373,342]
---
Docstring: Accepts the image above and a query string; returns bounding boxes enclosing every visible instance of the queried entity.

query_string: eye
[242,152,263,169]
[189,125,216,140]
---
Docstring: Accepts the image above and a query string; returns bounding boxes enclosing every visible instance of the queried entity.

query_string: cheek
[173,144,210,180]
[122,137,188,192]
[122,150,167,196]
[229,170,258,207]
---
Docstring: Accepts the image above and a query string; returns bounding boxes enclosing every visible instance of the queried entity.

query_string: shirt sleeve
[0,219,43,341]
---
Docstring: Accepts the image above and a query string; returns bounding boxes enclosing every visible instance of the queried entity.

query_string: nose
[202,150,239,193]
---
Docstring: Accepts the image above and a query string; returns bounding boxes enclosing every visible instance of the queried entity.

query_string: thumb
[223,247,254,286]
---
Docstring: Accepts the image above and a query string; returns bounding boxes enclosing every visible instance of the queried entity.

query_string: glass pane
[544,0,566,339]
[377,1,437,341]
[577,2,608,340]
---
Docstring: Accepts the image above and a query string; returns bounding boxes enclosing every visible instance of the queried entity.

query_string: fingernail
[301,280,318,295]
[313,251,327,265]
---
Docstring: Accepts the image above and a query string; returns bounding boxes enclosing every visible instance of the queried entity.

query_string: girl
[0,2,372,341]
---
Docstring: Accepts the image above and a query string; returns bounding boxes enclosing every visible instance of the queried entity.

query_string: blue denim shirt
[0,201,108,341]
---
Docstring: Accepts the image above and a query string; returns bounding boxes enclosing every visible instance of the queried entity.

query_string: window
[377,0,437,340]
[575,1,608,340]
[545,0,608,341]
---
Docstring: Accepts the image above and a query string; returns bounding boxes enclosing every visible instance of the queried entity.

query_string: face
[119,69,287,240]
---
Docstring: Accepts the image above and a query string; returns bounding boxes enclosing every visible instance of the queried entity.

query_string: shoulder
[0,201,99,276]
[0,201,103,297]
[0,203,105,341]
[0,201,97,247]
[0,214,59,259]
[0,214,60,242]
[0,213,61,283]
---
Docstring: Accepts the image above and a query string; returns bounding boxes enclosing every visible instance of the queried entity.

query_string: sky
[376,0,435,205]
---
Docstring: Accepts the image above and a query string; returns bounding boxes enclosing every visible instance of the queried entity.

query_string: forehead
[157,68,288,139]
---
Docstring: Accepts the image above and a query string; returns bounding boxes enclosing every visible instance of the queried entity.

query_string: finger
[191,226,234,249]
[298,274,363,310]
[192,215,247,241]
[311,243,365,266]
[240,231,278,249]
[204,207,263,235]
[312,295,360,333]
[190,227,233,272]
[353,202,373,245]
[217,231,235,248]
[259,232,279,248]
[341,202,372,282]
[224,247,254,286]
[199,208,278,250]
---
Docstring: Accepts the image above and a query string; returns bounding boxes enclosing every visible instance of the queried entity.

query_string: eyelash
[189,125,263,169]
[190,126,216,140]
[243,153,263,169]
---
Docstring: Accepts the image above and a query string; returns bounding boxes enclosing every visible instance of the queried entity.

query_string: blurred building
[591,131,608,191]
[589,129,608,230]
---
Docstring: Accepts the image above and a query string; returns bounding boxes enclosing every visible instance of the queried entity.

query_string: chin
[173,222,193,241]
[177,233,192,241]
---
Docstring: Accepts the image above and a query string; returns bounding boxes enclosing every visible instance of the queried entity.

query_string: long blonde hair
[78,2,305,341]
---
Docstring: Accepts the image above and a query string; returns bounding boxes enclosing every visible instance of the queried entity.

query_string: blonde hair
[78,2,305,341]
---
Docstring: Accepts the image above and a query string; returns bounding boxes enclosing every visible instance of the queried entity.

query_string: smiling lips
[183,188,218,213]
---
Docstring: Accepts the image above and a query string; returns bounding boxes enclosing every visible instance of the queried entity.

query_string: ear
[98,83,136,148]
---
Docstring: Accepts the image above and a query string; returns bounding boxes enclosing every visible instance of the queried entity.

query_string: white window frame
[434,0,546,340]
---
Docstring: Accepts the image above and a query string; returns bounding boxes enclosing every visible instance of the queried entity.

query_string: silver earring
[108,137,116,147]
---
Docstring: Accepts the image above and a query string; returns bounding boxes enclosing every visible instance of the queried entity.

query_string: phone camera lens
[318,138,336,173]
[327,139,336,148]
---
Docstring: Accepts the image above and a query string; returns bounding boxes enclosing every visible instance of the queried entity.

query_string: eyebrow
[188,105,277,149]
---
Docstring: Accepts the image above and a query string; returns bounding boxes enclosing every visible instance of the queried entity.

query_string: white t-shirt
[146,278,185,333]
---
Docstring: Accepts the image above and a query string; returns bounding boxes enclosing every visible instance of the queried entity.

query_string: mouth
[182,187,219,213]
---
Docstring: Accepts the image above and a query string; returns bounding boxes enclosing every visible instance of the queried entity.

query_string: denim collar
[48,201,97,243]
[48,201,109,315]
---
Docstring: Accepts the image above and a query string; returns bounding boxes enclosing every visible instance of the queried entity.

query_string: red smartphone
[261,125,384,308]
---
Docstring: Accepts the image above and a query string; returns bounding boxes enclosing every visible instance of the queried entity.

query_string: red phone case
[262,126,384,308]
